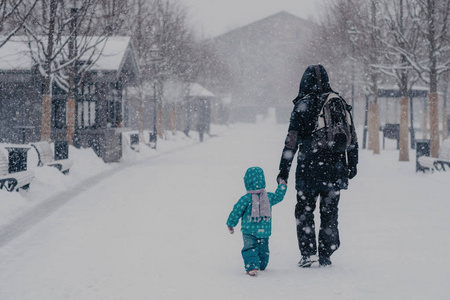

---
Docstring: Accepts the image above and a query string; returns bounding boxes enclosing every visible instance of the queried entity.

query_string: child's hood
[244,167,266,191]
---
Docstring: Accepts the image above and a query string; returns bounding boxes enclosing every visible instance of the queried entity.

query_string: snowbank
[0,126,228,228]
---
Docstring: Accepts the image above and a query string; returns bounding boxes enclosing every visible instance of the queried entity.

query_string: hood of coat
[244,167,266,191]
[293,64,334,103]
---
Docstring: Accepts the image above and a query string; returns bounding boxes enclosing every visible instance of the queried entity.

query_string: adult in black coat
[277,64,358,267]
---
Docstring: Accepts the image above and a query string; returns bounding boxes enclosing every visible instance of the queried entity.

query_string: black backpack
[312,92,357,153]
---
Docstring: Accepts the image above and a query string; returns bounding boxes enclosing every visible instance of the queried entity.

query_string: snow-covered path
[0,123,449,299]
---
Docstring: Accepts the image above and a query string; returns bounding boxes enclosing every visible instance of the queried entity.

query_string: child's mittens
[227,226,234,234]
[279,179,287,186]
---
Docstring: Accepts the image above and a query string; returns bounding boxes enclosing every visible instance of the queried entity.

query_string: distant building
[0,36,139,161]
[212,11,314,123]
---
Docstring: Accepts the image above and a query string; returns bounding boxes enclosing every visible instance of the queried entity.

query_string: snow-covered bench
[417,139,450,172]
[382,123,400,150]
[0,149,34,192]
[31,141,73,174]
[129,133,140,152]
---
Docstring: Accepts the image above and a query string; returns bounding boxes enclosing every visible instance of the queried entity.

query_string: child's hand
[227,226,234,234]
[278,179,287,186]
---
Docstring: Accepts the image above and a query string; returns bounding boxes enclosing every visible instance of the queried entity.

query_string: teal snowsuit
[227,167,286,271]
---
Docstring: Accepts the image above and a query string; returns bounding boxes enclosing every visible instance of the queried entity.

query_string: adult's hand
[348,166,357,179]
[276,170,288,185]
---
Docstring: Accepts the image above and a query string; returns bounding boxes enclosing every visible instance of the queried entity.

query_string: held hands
[276,170,288,185]
[227,226,234,234]
[278,179,287,186]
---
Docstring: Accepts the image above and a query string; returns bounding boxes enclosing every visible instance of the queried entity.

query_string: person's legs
[241,234,260,271]
[318,189,341,259]
[295,190,319,257]
[258,238,270,270]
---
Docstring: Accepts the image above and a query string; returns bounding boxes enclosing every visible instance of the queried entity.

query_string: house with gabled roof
[0,36,139,162]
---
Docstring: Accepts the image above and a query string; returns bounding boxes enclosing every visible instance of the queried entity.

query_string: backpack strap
[317,92,338,130]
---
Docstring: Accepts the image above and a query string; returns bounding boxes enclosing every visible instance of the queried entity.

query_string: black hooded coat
[278,65,359,191]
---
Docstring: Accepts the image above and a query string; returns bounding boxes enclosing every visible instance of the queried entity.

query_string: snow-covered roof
[189,83,215,98]
[0,36,31,70]
[0,36,134,72]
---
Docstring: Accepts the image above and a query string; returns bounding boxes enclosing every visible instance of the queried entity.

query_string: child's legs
[242,234,260,271]
[258,237,270,270]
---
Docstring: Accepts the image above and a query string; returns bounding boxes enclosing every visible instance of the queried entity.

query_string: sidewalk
[0,126,228,229]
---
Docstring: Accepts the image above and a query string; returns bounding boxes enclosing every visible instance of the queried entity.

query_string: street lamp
[149,44,160,149]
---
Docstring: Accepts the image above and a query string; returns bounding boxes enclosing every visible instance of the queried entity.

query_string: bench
[417,139,450,172]
[31,141,73,174]
[381,123,400,150]
[0,149,34,192]
[130,133,140,152]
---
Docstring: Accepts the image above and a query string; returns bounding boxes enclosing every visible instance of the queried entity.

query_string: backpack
[311,92,357,153]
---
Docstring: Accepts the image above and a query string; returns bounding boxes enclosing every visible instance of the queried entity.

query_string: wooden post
[399,96,409,161]
[429,92,440,157]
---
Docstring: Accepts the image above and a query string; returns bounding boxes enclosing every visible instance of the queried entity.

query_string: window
[106,83,122,128]
[76,83,97,128]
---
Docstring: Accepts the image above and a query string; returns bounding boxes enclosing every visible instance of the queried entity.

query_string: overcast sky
[179,0,324,37]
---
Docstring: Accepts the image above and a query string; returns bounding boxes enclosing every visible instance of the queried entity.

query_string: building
[212,11,314,123]
[0,36,139,162]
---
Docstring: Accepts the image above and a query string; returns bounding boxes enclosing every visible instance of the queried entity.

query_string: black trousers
[295,188,340,258]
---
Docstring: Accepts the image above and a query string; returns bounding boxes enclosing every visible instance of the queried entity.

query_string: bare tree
[399,0,450,157]
[375,0,422,161]
[20,0,122,142]
[0,0,38,47]
[320,0,383,153]
[126,0,196,139]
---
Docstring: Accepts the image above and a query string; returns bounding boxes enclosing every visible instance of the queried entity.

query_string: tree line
[309,0,450,160]
[0,0,225,143]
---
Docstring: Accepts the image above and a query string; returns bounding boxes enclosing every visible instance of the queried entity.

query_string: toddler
[226,166,287,276]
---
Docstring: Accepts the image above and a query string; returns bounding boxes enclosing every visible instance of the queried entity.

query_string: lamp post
[149,44,159,149]
[66,0,80,145]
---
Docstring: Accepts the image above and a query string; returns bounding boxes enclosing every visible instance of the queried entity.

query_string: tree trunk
[429,92,439,157]
[41,94,52,141]
[66,7,77,145]
[373,102,380,154]
[157,103,164,138]
[427,0,440,157]
[368,101,380,153]
[399,96,409,161]
[442,82,448,141]
[40,0,58,142]
[422,99,428,139]
[168,102,177,134]
[368,102,374,151]
[369,0,380,155]
[443,107,448,141]
[66,98,76,144]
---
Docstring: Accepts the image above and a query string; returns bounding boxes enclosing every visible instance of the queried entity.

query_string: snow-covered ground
[0,122,449,299]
